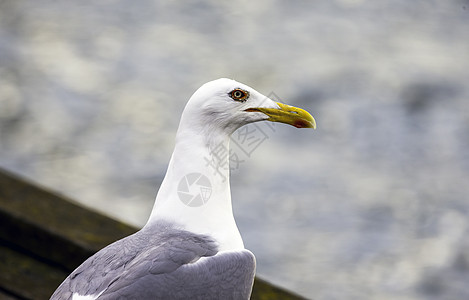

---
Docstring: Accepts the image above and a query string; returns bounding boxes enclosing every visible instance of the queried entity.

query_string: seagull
[51,78,316,300]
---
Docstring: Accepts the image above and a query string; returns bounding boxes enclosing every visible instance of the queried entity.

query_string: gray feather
[51,221,255,300]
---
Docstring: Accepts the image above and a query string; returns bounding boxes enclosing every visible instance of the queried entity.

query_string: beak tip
[292,119,316,129]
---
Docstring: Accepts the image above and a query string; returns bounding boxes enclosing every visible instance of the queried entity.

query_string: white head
[178,78,316,138]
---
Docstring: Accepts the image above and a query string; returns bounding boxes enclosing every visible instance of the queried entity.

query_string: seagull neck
[146,127,244,251]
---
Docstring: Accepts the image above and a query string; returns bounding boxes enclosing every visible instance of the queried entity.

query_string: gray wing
[51,222,256,300]
[99,249,256,300]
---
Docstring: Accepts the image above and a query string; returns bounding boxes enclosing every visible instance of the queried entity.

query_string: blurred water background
[1,1,469,299]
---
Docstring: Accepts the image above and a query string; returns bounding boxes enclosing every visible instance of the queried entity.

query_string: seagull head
[179,78,316,136]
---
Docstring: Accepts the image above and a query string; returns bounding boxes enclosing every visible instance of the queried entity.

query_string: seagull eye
[229,89,249,102]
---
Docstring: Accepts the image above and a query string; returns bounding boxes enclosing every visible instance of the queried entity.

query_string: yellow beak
[246,102,316,129]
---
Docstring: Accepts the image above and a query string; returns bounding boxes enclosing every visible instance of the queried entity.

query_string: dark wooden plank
[0,169,137,271]
[0,290,23,300]
[0,243,68,300]
[252,278,308,300]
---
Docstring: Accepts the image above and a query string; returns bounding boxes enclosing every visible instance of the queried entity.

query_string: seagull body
[51,78,315,300]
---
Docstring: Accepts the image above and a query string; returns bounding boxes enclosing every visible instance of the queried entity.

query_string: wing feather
[51,222,255,300]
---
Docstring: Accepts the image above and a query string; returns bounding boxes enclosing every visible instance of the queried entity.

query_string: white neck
[145,125,244,251]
